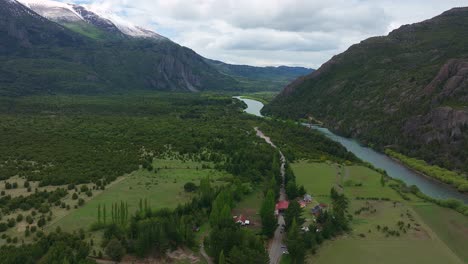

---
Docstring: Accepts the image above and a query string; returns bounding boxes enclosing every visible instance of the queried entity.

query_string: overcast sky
[75,0,468,68]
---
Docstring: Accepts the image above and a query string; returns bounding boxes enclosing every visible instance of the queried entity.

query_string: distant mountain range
[264,7,468,172]
[0,0,312,95]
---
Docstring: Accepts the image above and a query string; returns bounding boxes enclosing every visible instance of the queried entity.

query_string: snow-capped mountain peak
[84,6,165,39]
[19,0,82,22]
[16,0,166,40]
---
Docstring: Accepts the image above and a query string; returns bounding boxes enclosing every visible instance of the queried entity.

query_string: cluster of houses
[233,193,329,229]
[274,194,328,217]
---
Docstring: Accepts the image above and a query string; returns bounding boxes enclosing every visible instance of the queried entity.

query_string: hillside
[0,0,308,95]
[206,59,313,91]
[264,7,468,172]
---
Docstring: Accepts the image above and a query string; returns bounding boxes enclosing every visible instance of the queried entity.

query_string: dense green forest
[0,92,357,262]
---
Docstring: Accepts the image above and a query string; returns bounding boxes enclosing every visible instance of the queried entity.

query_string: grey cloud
[77,0,468,67]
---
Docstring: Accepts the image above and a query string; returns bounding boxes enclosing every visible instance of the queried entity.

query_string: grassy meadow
[290,160,467,264]
[413,204,468,262]
[47,158,231,232]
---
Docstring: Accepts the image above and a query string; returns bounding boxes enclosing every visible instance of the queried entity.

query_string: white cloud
[76,0,468,68]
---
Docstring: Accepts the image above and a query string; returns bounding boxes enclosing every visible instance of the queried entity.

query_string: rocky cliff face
[265,7,468,172]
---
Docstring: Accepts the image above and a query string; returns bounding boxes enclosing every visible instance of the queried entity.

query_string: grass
[413,204,468,262]
[291,161,336,203]
[343,166,403,201]
[47,158,231,232]
[291,161,402,203]
[292,160,466,264]
[309,238,463,264]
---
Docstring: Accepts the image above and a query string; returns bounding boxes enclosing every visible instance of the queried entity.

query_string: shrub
[105,238,126,262]
[37,217,46,228]
[0,223,8,232]
[7,218,16,228]
[80,185,89,192]
[16,214,23,222]
[184,182,197,192]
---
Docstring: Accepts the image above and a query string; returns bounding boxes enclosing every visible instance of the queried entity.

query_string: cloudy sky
[74,0,468,68]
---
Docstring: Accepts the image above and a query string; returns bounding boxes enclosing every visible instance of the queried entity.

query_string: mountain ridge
[0,0,311,95]
[264,7,468,172]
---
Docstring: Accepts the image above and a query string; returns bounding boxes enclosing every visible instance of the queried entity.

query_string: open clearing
[291,160,466,264]
[291,161,402,202]
[413,204,468,262]
[309,238,462,264]
[232,189,264,231]
[48,158,231,232]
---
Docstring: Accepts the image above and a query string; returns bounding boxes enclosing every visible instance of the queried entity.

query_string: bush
[26,215,34,224]
[105,238,126,262]
[7,218,16,228]
[78,198,85,206]
[0,223,8,232]
[37,217,46,228]
[72,193,78,200]
[80,185,89,192]
[184,182,197,192]
[16,214,23,222]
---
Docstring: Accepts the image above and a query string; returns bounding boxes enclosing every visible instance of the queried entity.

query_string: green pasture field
[292,160,465,264]
[47,158,231,232]
[309,237,463,264]
[413,204,468,262]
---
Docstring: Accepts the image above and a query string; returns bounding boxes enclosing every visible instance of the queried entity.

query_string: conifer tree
[98,204,101,224]
[260,189,277,237]
[219,250,226,264]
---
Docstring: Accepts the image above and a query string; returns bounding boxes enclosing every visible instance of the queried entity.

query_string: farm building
[303,194,313,202]
[275,200,290,215]
[311,203,328,216]
[234,215,250,226]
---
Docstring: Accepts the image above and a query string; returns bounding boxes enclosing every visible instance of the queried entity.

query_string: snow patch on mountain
[83,5,166,40]
[19,0,82,22]
[17,0,166,40]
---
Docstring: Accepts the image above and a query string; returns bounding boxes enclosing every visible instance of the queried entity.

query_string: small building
[299,201,307,208]
[234,215,250,226]
[311,203,328,216]
[275,201,289,213]
[303,194,313,203]
[311,205,322,216]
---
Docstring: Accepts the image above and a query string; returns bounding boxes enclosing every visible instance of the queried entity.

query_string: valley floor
[290,161,468,264]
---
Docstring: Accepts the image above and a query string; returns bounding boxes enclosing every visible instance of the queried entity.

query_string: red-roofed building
[234,215,250,226]
[275,200,289,215]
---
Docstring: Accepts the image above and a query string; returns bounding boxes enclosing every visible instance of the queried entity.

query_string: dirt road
[255,127,287,264]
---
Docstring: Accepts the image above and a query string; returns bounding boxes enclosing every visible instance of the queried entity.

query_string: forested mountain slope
[0,0,309,95]
[264,7,468,172]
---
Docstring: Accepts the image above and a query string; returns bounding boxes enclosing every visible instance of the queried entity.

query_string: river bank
[234,96,468,204]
